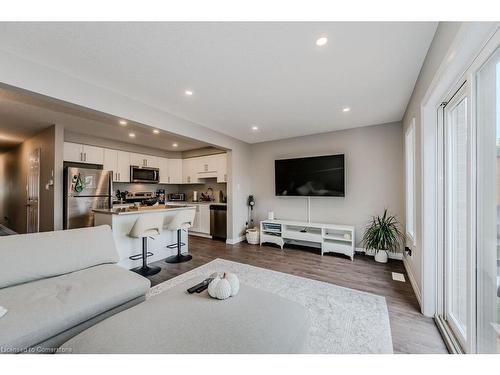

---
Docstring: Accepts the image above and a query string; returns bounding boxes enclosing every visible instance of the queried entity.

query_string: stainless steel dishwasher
[210,204,227,239]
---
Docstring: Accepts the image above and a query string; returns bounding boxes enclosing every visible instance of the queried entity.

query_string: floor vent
[391,272,406,282]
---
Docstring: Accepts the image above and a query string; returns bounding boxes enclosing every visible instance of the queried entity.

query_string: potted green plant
[361,209,406,263]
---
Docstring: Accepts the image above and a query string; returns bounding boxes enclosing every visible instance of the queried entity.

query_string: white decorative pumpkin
[208,276,232,300]
[224,272,240,296]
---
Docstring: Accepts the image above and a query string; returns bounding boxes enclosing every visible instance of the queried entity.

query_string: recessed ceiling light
[128,132,136,138]
[153,129,160,134]
[251,126,259,131]
[185,90,193,96]
[119,120,127,126]
[315,36,328,47]
[172,143,178,148]
[342,107,351,112]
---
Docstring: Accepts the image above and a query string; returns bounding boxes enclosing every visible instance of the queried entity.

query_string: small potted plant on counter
[361,209,405,263]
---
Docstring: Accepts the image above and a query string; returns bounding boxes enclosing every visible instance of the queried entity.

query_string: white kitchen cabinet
[182,158,201,184]
[195,154,218,173]
[199,204,211,234]
[103,148,119,181]
[158,157,169,184]
[83,144,104,164]
[167,159,183,184]
[103,149,130,182]
[64,142,83,163]
[130,153,159,168]
[116,151,130,182]
[189,204,210,234]
[191,204,201,232]
[63,142,104,165]
[216,153,228,183]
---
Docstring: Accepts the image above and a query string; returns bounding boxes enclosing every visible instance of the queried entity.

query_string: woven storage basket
[245,228,260,245]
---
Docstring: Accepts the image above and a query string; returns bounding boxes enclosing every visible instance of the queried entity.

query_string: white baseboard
[226,236,245,245]
[355,247,403,260]
[188,232,212,239]
[403,255,422,308]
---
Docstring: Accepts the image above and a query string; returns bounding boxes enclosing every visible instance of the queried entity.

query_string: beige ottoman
[60,277,311,354]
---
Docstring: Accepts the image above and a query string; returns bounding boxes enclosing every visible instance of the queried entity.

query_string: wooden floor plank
[148,236,448,354]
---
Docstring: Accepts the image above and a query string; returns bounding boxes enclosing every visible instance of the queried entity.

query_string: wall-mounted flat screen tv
[275,154,345,197]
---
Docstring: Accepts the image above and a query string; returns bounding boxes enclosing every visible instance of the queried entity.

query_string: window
[405,118,416,244]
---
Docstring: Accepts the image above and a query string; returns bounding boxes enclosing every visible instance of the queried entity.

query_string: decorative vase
[374,250,388,263]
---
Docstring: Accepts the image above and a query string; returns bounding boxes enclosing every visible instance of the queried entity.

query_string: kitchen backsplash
[178,179,227,202]
[113,182,180,196]
[113,179,226,202]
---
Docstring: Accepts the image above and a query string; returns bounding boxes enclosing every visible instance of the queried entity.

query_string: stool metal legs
[165,229,192,264]
[132,237,161,276]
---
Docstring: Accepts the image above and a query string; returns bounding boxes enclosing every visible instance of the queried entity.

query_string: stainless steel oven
[130,166,159,183]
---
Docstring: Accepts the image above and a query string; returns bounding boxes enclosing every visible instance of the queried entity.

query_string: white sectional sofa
[0,225,150,354]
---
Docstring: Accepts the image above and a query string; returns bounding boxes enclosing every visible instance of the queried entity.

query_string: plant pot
[374,250,388,263]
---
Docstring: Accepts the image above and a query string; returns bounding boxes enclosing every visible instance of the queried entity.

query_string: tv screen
[275,154,345,197]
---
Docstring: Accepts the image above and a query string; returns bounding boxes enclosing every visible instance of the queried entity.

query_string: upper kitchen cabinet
[182,153,227,184]
[216,153,228,183]
[129,153,159,168]
[159,157,183,184]
[116,151,131,182]
[104,148,130,182]
[196,154,218,173]
[64,142,104,165]
[167,159,183,184]
[158,157,169,184]
[182,158,201,184]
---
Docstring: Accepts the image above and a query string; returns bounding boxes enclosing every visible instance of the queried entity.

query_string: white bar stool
[165,208,196,264]
[129,214,164,276]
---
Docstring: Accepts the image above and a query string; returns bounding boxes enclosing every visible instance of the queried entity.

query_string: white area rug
[149,258,393,354]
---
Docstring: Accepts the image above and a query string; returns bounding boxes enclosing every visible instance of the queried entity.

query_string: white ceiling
[0,88,210,152]
[0,22,437,143]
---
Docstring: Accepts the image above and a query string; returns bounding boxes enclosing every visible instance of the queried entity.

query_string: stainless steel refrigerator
[64,167,113,229]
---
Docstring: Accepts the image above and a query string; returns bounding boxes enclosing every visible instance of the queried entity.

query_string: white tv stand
[260,219,355,261]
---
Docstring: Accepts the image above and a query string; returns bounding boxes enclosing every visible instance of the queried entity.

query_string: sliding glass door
[442,83,473,352]
[476,45,500,354]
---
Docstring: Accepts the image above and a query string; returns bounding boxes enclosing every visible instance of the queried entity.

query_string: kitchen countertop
[94,204,196,215]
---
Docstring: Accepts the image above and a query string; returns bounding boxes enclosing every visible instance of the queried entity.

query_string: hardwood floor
[148,236,448,354]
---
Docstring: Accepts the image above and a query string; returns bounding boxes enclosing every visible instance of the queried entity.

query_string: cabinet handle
[118,173,121,181]
[224,174,227,181]
[84,153,87,162]
[168,176,170,183]
[80,152,83,161]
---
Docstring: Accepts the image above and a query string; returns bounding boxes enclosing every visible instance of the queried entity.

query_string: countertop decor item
[361,209,405,263]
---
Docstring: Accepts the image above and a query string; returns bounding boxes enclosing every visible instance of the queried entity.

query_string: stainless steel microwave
[130,166,159,183]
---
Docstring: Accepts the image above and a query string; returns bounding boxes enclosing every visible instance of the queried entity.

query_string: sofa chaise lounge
[0,225,150,354]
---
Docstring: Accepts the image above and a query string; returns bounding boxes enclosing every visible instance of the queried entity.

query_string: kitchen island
[93,204,196,269]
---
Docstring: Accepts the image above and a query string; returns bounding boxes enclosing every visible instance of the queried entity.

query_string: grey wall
[402,22,462,296]
[249,122,404,245]
[0,125,58,233]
